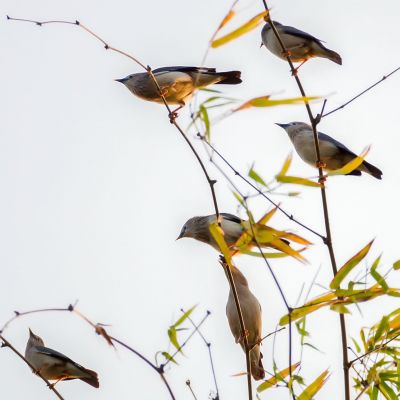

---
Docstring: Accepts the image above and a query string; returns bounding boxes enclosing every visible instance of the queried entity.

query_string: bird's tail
[319,45,342,65]
[80,368,99,388]
[214,70,242,85]
[250,346,265,381]
[361,160,383,180]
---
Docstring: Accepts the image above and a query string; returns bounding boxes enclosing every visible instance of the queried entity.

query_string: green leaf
[330,240,374,289]
[297,370,329,400]
[248,166,268,187]
[234,95,320,112]
[167,327,182,354]
[373,315,389,344]
[162,351,178,365]
[278,153,292,176]
[352,337,361,353]
[328,146,370,176]
[330,303,351,314]
[173,305,197,328]
[199,105,211,142]
[257,362,300,392]
[378,381,398,400]
[211,11,268,48]
[393,260,400,270]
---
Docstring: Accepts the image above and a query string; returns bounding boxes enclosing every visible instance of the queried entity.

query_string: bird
[176,213,303,258]
[116,66,241,116]
[261,21,342,69]
[220,258,265,380]
[275,122,382,179]
[25,329,99,388]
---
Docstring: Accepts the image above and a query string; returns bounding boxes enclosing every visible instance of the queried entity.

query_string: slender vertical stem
[260,2,350,399]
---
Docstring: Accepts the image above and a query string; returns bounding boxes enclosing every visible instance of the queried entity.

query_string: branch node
[36,22,42,26]
[75,20,80,25]
[67,304,74,311]
[14,311,20,316]
[210,179,217,186]
[6,15,10,20]
[206,310,211,315]
[104,44,109,50]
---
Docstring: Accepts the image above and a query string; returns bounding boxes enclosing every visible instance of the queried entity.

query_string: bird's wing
[34,346,85,369]
[153,66,216,74]
[220,213,243,224]
[319,132,357,156]
[280,25,324,44]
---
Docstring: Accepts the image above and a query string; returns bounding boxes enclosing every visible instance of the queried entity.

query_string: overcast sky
[2,0,400,399]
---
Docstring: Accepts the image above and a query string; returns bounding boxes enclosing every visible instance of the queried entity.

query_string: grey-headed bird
[276,122,382,179]
[25,329,99,388]
[221,259,265,380]
[116,66,241,115]
[261,21,342,69]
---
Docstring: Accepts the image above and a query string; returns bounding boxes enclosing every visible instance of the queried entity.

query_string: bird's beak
[176,234,182,241]
[260,42,264,48]
[275,123,290,129]
[115,78,127,84]
[29,328,34,336]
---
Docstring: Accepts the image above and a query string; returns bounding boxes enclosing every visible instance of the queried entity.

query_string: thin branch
[0,334,65,400]
[260,2,350,399]
[183,312,220,399]
[186,380,199,400]
[197,134,324,240]
[322,66,400,118]
[6,15,220,220]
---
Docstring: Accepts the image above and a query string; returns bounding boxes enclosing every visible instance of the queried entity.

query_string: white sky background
[1,0,400,399]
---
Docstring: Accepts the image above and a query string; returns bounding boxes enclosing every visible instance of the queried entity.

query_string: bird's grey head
[27,329,45,347]
[115,73,141,87]
[177,216,214,242]
[275,121,311,139]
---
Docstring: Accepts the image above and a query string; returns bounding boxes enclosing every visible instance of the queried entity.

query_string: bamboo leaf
[330,240,374,289]
[209,222,233,266]
[393,260,400,270]
[216,9,236,31]
[168,327,182,354]
[276,174,322,187]
[173,305,197,328]
[278,153,292,176]
[373,316,389,344]
[211,11,268,48]
[328,146,370,176]
[199,105,211,141]
[162,351,179,365]
[280,303,329,325]
[378,381,398,400]
[297,370,329,400]
[330,303,351,314]
[234,95,320,112]
[257,362,300,392]
[352,337,361,353]
[257,207,278,225]
[248,166,268,187]
[237,248,290,258]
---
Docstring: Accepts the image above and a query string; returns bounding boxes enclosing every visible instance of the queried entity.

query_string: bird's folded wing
[280,25,324,43]
[153,66,217,74]
[318,132,356,156]
[34,346,85,369]
[220,213,243,224]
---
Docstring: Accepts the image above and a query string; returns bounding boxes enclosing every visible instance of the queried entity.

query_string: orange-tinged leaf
[328,146,371,176]
[330,240,374,289]
[297,370,330,400]
[276,174,322,187]
[279,232,312,246]
[234,95,320,112]
[280,303,329,325]
[217,10,236,31]
[257,362,301,392]
[231,371,248,377]
[211,11,267,48]
[237,249,290,258]
[279,153,292,176]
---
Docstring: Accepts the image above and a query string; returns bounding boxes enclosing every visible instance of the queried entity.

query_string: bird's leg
[316,161,326,169]
[168,105,183,123]
[291,60,307,76]
[48,377,67,389]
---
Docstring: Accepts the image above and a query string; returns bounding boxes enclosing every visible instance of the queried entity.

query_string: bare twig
[183,312,220,399]
[322,66,400,118]
[186,380,199,400]
[0,334,65,400]
[260,2,350,398]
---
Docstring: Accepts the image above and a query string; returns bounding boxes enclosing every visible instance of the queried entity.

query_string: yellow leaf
[217,10,236,31]
[257,362,301,392]
[328,146,371,176]
[297,370,329,400]
[279,153,292,176]
[257,207,278,225]
[209,222,233,266]
[279,232,313,246]
[234,96,320,112]
[269,238,307,263]
[330,240,374,289]
[211,11,267,48]
[276,174,322,187]
[237,249,290,258]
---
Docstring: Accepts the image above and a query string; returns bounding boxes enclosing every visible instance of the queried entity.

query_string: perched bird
[276,122,382,179]
[25,329,99,388]
[261,21,342,69]
[221,259,265,380]
[116,66,241,115]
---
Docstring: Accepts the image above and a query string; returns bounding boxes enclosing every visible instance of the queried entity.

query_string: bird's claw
[316,161,326,169]
[237,329,250,343]
[168,112,178,123]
